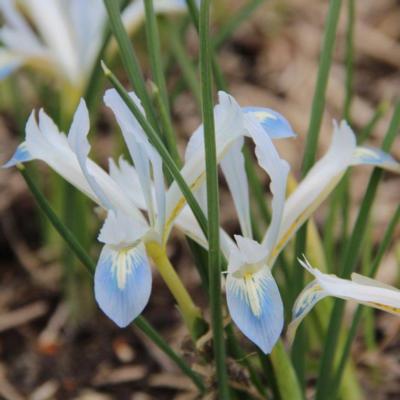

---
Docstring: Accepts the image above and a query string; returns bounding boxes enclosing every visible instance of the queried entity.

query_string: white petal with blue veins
[95,243,152,328]
[226,267,284,354]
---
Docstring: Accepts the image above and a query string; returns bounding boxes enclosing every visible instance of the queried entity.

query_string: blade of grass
[292,0,343,385]
[199,1,229,397]
[18,164,205,393]
[144,0,181,164]
[330,204,400,399]
[103,0,158,127]
[315,102,400,400]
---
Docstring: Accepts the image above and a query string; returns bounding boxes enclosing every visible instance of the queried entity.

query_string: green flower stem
[18,164,205,393]
[199,1,229,398]
[146,241,204,338]
[315,102,400,400]
[358,101,389,144]
[270,341,303,400]
[330,204,400,399]
[102,63,209,238]
[103,0,158,128]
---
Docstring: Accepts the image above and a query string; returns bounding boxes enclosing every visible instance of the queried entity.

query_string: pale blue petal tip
[357,146,396,166]
[0,61,20,80]
[243,106,296,139]
[226,269,284,354]
[94,246,152,328]
[2,143,32,168]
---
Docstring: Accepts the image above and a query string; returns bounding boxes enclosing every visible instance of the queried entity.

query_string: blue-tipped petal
[2,142,32,168]
[352,146,400,174]
[243,106,296,139]
[226,267,284,354]
[95,243,152,327]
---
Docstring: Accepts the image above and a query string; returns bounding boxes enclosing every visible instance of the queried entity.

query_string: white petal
[104,89,165,231]
[226,267,284,354]
[23,0,80,84]
[98,209,148,247]
[244,114,290,256]
[165,91,246,237]
[109,157,148,210]
[221,137,252,238]
[95,243,152,327]
[122,0,186,34]
[289,257,400,339]
[68,99,113,210]
[269,120,356,265]
[9,108,144,222]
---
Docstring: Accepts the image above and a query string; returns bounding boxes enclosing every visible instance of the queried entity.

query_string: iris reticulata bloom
[3,90,256,328]
[0,0,186,89]
[4,88,400,341]
[185,104,400,353]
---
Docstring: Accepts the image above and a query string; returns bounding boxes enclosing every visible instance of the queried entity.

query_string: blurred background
[0,0,399,398]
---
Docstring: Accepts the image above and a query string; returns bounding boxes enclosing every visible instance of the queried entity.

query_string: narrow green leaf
[199,1,229,398]
[103,0,158,127]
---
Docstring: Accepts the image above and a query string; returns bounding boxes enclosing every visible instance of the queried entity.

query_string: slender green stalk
[103,0,158,127]
[331,205,400,399]
[213,0,265,48]
[270,341,303,400]
[343,0,355,121]
[302,0,342,174]
[151,83,181,167]
[102,63,208,237]
[292,0,342,384]
[199,1,229,397]
[315,102,400,400]
[166,21,202,106]
[19,165,205,393]
[144,0,170,112]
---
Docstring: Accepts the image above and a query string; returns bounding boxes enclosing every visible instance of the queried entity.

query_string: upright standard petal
[226,267,284,354]
[95,243,152,327]
[269,121,356,265]
[68,99,113,210]
[165,91,246,238]
[289,257,400,340]
[104,89,165,232]
[243,106,296,139]
[220,137,252,238]
[244,114,290,256]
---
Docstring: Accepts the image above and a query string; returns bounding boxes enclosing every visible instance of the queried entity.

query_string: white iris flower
[184,102,400,354]
[4,88,399,340]
[3,90,252,328]
[0,0,186,89]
